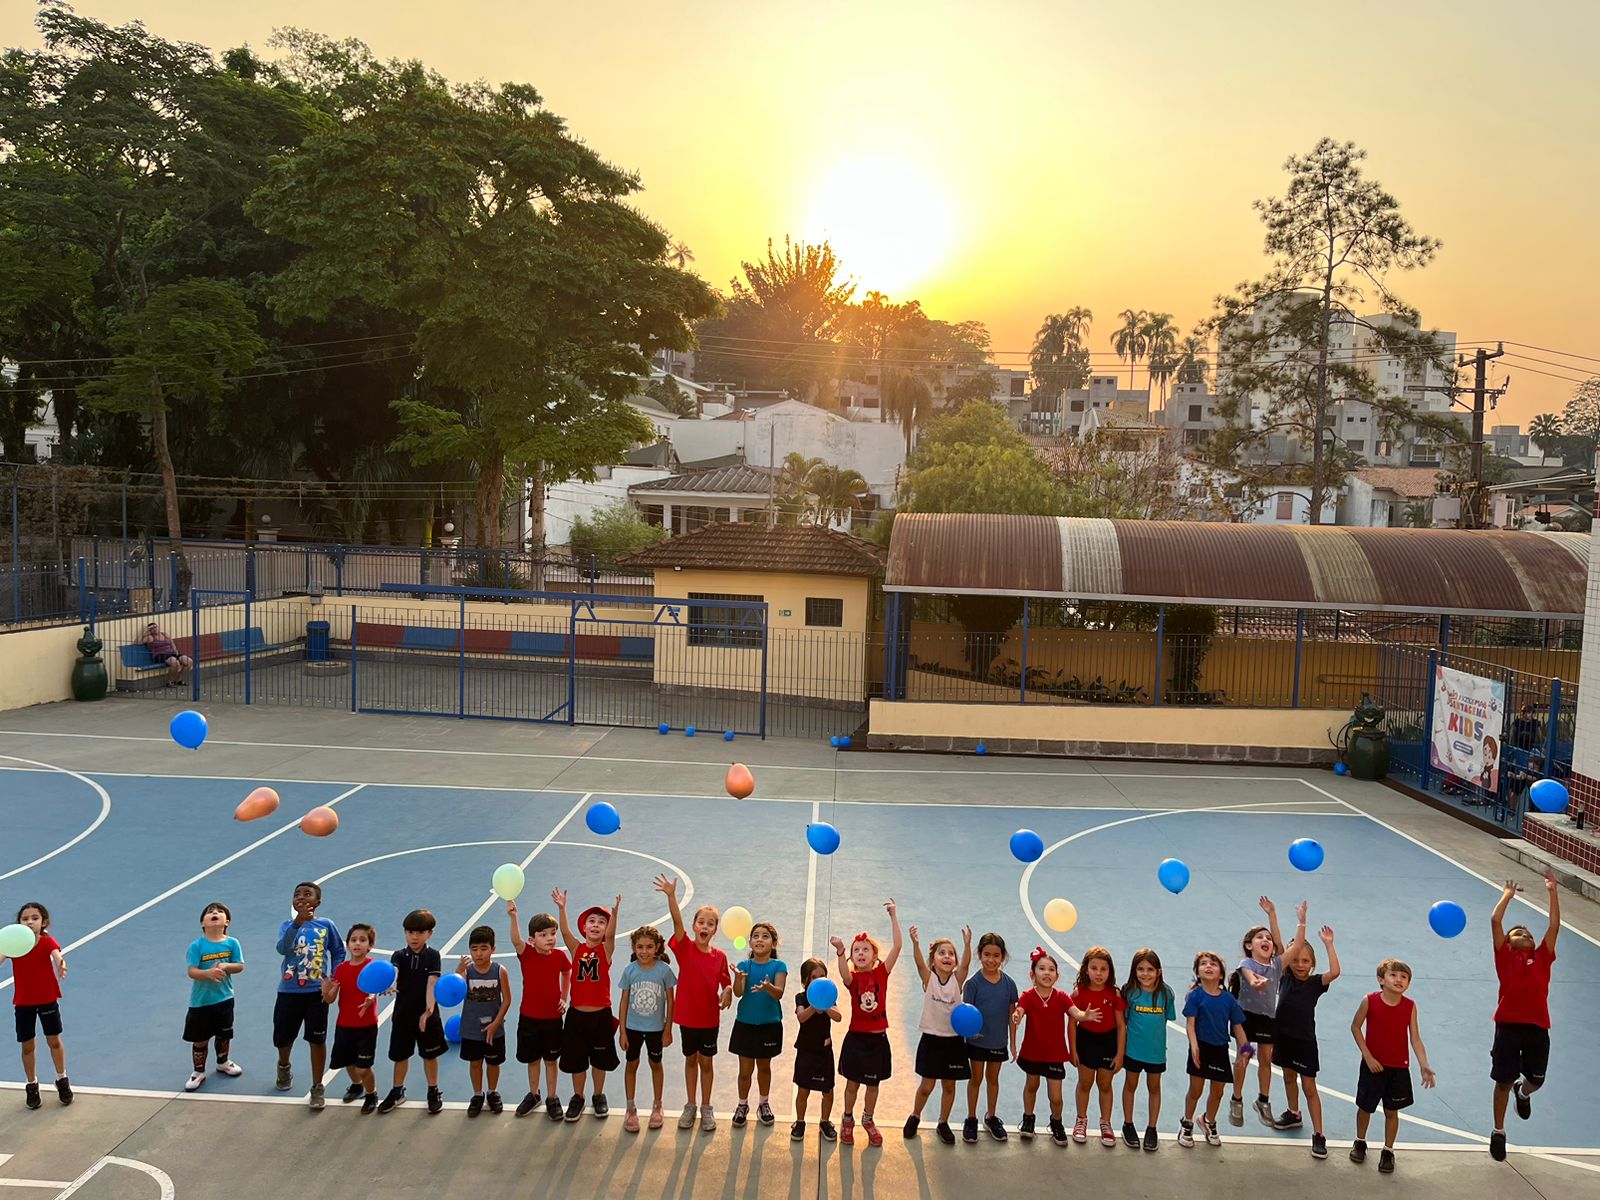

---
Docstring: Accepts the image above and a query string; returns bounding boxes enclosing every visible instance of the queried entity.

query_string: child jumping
[961,930,1017,1143]
[183,901,245,1092]
[554,889,621,1120]
[1350,958,1437,1173]
[730,921,786,1128]
[6,902,70,1109]
[655,874,731,1134]
[1230,895,1285,1127]
[617,924,676,1132]
[326,922,379,1112]
[1120,947,1175,1150]
[1179,950,1250,1149]
[905,924,972,1144]
[457,926,512,1117]
[507,900,570,1120]
[273,881,344,1111]
[1489,869,1559,1163]
[1273,902,1341,1159]
[833,898,904,1148]
[792,958,841,1142]
[1069,945,1127,1147]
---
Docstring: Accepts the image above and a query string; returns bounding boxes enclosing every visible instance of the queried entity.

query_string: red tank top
[569,943,611,1009]
[1363,991,1414,1068]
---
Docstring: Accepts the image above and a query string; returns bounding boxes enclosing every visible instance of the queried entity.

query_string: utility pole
[1406,341,1507,528]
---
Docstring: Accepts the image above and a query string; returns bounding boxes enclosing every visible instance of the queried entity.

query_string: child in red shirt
[1488,869,1560,1162]
[655,873,732,1133]
[830,898,904,1148]
[5,902,69,1110]
[1349,958,1436,1173]
[325,922,380,1112]
[1010,948,1102,1145]
[508,901,571,1121]
[553,888,619,1121]
[1069,946,1128,1147]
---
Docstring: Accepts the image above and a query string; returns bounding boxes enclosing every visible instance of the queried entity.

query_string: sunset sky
[5,0,1596,424]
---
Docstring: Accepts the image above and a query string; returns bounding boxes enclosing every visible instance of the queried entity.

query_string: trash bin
[306,620,331,662]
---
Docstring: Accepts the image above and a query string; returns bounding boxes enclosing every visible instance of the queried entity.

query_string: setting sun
[802,154,956,297]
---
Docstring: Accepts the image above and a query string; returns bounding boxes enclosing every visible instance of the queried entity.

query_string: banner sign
[1429,664,1506,792]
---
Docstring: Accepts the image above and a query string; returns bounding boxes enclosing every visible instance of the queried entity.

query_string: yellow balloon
[1044,898,1078,933]
[722,905,754,940]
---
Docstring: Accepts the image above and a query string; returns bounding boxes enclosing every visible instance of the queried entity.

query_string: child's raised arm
[552,888,579,955]
[604,895,621,960]
[957,925,973,986]
[1283,900,1309,963]
[1491,880,1519,951]
[653,874,686,942]
[1318,926,1341,986]
[909,926,930,988]
[1260,895,1285,952]
[507,900,525,955]
[883,899,903,973]
[1542,868,1561,952]
[830,935,854,986]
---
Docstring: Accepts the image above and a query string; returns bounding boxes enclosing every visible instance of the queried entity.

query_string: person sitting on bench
[141,621,192,686]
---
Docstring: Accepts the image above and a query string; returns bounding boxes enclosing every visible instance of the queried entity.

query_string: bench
[353,622,653,664]
[119,627,273,672]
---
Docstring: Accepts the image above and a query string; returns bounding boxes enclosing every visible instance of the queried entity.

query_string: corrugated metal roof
[629,463,778,495]
[618,522,885,577]
[885,514,1591,617]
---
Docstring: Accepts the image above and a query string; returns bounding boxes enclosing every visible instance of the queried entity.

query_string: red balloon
[725,763,755,800]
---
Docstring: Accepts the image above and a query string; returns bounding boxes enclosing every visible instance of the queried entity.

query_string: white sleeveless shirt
[918,969,962,1036]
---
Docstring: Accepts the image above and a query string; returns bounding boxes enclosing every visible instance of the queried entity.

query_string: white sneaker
[185,1071,205,1092]
[217,1061,243,1077]
[679,1102,698,1130]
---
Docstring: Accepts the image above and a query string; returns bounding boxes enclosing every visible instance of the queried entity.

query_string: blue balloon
[806,822,841,855]
[169,709,207,750]
[1009,829,1045,863]
[1428,900,1467,939]
[1334,762,1349,776]
[1157,858,1191,894]
[658,723,670,735]
[356,960,396,995]
[1529,779,1569,814]
[950,1003,983,1039]
[1288,838,1325,872]
[724,730,736,742]
[444,1014,462,1043]
[805,977,839,1010]
[975,744,987,755]
[830,736,841,748]
[433,973,467,1008]
[585,801,622,836]
[841,736,852,749]
[685,726,696,737]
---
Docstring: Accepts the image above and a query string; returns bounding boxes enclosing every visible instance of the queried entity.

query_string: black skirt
[838,1030,892,1085]
[914,1033,972,1081]
[729,1020,783,1060]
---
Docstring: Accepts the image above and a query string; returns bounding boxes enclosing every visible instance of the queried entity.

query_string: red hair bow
[1030,946,1046,963]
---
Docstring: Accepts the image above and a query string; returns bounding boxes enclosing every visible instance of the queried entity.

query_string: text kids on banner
[1429,663,1506,792]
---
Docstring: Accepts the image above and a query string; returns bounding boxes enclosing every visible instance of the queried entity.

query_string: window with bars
[805,597,844,627]
[687,592,764,648]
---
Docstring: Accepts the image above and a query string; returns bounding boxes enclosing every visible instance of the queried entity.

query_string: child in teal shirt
[1120,948,1175,1150]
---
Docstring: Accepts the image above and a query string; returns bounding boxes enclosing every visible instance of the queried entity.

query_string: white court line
[0,785,365,995]
[1298,778,1600,950]
[57,1156,175,1199]
[0,755,112,882]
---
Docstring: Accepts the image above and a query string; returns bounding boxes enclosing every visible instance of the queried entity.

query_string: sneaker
[1072,1116,1088,1144]
[962,1117,978,1144]
[1144,1125,1159,1151]
[903,1114,920,1139]
[1274,1109,1303,1130]
[341,1083,364,1104]
[1177,1119,1195,1149]
[985,1115,1008,1141]
[679,1102,698,1130]
[1349,1138,1367,1164]
[841,1114,856,1144]
[1122,1121,1139,1148]
[791,1120,806,1141]
[308,1084,326,1112]
[1228,1096,1244,1127]
[1378,1148,1396,1173]
[1514,1083,1532,1121]
[1100,1121,1116,1148]
[624,1105,640,1133]
[24,1083,41,1110]
[275,1062,292,1092]
[376,1087,405,1114]
[565,1095,585,1122]
[938,1121,957,1145]
[733,1101,750,1127]
[546,1096,563,1121]
[185,1071,206,1093]
[864,1118,883,1147]
[592,1093,608,1119]
[426,1086,443,1115]
[820,1120,838,1142]
[53,1077,72,1106]
[701,1105,716,1134]
[361,1092,378,1114]
[516,1091,539,1118]
[758,1100,775,1126]
[1490,1131,1506,1162]
[1253,1097,1275,1127]
[1018,1113,1036,1140]
[217,1061,242,1077]
[649,1103,664,1129]
[1201,1116,1221,1147]
[468,1093,484,1118]
[1050,1118,1068,1146]
[1312,1133,1328,1160]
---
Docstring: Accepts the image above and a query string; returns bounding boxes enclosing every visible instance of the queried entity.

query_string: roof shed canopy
[885,514,1590,618]
[621,521,886,578]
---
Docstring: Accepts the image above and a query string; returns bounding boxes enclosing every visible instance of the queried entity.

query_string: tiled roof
[1350,468,1444,499]
[619,522,886,578]
[629,463,778,496]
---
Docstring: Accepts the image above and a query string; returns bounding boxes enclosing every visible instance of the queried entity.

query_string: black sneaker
[592,1092,609,1119]
[487,1091,503,1115]
[1349,1138,1367,1164]
[937,1121,956,1145]
[342,1083,365,1104]
[54,1078,72,1106]
[546,1096,564,1121]
[565,1095,585,1122]
[791,1120,806,1141]
[819,1120,838,1142]
[963,1117,979,1143]
[903,1114,920,1139]
[1378,1148,1396,1174]
[377,1087,405,1114]
[1490,1131,1506,1162]
[24,1083,40,1110]
[1122,1121,1139,1148]
[426,1086,443,1115]
[1312,1133,1328,1159]
[516,1091,539,1118]
[361,1092,378,1115]
[1143,1125,1159,1151]
[1274,1109,1303,1130]
[468,1093,485,1118]
[984,1115,1008,1141]
[1514,1084,1532,1121]
[1018,1113,1036,1140]
[1050,1118,1069,1146]
[732,1101,749,1127]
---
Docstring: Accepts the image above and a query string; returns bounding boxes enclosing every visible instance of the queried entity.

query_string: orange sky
[5,0,1597,425]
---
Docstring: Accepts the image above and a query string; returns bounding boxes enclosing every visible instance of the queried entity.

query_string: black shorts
[679,1025,720,1059]
[624,1028,664,1063]
[1242,1011,1275,1046]
[1275,1033,1320,1078]
[794,1048,836,1093]
[461,1034,507,1065]
[1123,1057,1166,1075]
[1490,1023,1550,1086]
[14,1003,62,1043]
[839,1030,892,1085]
[967,1043,1008,1065]
[559,1008,619,1073]
[914,1033,971,1081]
[183,999,234,1045]
[729,1020,783,1060]
[1017,1056,1067,1080]
[1186,1041,1232,1083]
[330,1026,378,1070]
[272,991,328,1048]
[1075,1027,1120,1071]
[388,1007,448,1062]
[516,1015,563,1064]
[1355,1061,1414,1113]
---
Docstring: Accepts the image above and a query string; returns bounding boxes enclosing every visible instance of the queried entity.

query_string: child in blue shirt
[272,881,344,1109]
[961,932,1019,1143]
[1119,948,1175,1150]
[617,925,676,1132]
[183,902,245,1092]
[730,921,787,1128]
[1180,951,1250,1149]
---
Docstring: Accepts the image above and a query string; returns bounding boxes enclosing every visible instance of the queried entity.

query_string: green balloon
[0,923,37,958]
[491,863,525,901]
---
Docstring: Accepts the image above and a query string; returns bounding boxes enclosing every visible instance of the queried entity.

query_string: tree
[1175,334,1211,385]
[250,37,717,549]
[644,375,697,418]
[1528,412,1563,466]
[669,240,695,271]
[1142,312,1180,405]
[1048,429,1220,521]
[569,500,666,560]
[1557,379,1600,467]
[882,369,934,455]
[900,402,1064,515]
[942,371,999,410]
[1111,308,1148,391]
[806,464,871,527]
[1030,308,1092,416]
[1205,139,1449,524]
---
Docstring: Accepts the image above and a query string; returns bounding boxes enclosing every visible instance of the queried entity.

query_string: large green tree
[1030,308,1093,422]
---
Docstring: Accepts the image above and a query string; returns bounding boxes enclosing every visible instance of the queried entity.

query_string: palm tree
[1176,334,1211,385]
[1111,308,1148,391]
[1142,312,1179,405]
[1031,308,1093,430]
[807,465,871,528]
[669,240,695,271]
[1528,412,1562,466]
[883,369,934,455]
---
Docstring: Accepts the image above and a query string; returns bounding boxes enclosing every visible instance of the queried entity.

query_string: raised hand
[908,925,920,944]
[551,888,568,910]
[1544,868,1558,893]
[506,900,519,919]
[1295,900,1309,925]
[1259,895,1276,915]
[829,936,846,956]
[1318,925,1335,945]
[653,874,678,898]
[961,925,972,945]
[885,899,898,919]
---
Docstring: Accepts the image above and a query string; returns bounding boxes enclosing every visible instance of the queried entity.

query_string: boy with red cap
[553,889,620,1120]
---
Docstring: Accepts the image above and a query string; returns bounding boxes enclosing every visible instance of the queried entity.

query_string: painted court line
[0,755,112,883]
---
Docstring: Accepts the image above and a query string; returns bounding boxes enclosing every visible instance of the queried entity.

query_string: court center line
[0,784,366,995]
[0,755,112,883]
[1299,778,1600,951]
